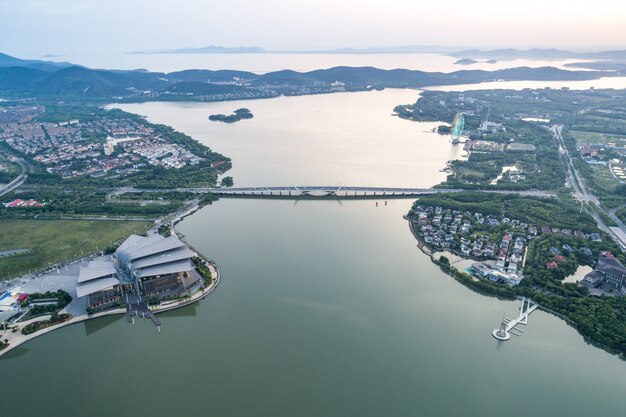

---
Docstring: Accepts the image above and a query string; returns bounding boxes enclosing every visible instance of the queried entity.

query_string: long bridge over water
[116,186,556,199]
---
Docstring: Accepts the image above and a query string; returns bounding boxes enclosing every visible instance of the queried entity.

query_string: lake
[114,89,463,187]
[2,88,626,417]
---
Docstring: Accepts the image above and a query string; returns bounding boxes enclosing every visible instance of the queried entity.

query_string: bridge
[114,186,556,199]
[194,186,464,198]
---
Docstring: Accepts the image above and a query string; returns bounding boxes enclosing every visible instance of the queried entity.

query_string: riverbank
[0,259,220,358]
[406,217,626,360]
[405,215,432,257]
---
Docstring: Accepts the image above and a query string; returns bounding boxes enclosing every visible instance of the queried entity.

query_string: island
[209,108,254,123]
[454,58,478,65]
[454,58,498,65]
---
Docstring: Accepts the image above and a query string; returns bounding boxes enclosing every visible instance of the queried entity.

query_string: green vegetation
[209,108,253,123]
[0,60,611,102]
[0,104,230,220]
[0,219,149,279]
[569,130,626,147]
[415,192,598,232]
[193,257,213,286]
[221,176,234,187]
[573,160,625,209]
[25,290,73,317]
[436,125,451,134]
[21,313,71,335]
[395,90,565,190]
[412,192,626,356]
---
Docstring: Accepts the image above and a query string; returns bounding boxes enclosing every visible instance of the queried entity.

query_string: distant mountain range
[0,52,76,72]
[130,45,464,55]
[0,52,620,101]
[130,46,267,54]
[130,45,626,60]
[449,48,626,61]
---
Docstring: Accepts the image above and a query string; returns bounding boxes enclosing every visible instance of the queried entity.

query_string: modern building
[470,262,522,286]
[0,292,22,324]
[581,255,626,296]
[113,234,201,297]
[77,260,122,309]
[76,234,202,309]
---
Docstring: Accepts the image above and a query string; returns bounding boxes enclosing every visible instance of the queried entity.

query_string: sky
[1,0,625,59]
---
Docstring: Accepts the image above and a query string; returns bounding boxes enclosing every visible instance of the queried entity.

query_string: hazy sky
[1,0,625,58]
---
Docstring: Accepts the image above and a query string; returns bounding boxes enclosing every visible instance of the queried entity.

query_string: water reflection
[83,315,121,336]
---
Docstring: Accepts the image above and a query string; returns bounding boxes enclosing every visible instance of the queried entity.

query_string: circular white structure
[492,328,510,341]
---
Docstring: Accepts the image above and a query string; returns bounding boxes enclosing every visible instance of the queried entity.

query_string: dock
[492,297,538,341]
[125,293,161,328]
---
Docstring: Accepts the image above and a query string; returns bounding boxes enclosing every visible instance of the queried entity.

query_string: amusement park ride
[450,112,465,144]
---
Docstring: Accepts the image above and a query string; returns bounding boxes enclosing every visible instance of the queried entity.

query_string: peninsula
[397,87,626,357]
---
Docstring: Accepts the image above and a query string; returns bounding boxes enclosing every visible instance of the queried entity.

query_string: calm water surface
[2,88,626,417]
[116,89,463,187]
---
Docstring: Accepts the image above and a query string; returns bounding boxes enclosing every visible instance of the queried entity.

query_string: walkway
[492,298,539,341]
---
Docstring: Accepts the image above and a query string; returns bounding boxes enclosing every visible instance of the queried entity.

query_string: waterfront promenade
[0,262,220,358]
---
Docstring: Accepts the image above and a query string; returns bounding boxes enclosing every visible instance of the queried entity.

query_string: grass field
[588,164,620,190]
[570,130,626,146]
[0,219,150,280]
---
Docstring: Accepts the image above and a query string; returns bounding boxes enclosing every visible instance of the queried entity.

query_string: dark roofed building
[581,255,626,296]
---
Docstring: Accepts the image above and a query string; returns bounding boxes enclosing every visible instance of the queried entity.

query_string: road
[110,186,557,199]
[0,157,27,198]
[551,124,626,248]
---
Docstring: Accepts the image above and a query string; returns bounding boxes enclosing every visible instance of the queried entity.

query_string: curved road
[0,157,27,198]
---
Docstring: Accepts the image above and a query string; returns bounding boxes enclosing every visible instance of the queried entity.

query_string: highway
[552,124,626,248]
[0,157,27,198]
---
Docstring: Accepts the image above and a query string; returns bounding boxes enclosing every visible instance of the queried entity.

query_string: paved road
[0,157,27,198]
[110,186,557,199]
[552,124,626,248]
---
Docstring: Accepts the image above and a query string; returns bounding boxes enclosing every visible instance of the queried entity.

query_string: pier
[125,293,161,328]
[492,298,538,341]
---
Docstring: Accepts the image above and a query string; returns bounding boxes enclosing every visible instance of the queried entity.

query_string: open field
[588,163,621,191]
[0,219,150,279]
[569,130,626,146]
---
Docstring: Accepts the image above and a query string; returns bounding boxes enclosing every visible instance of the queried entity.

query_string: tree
[221,176,234,187]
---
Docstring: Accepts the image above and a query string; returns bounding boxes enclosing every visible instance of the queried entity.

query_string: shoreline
[405,215,432,257]
[405,217,625,360]
[0,259,221,359]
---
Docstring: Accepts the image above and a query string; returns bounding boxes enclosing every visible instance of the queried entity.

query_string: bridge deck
[113,186,556,199]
